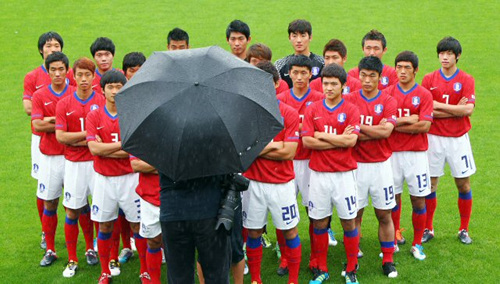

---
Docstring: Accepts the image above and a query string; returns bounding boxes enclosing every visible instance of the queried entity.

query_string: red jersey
[344,90,397,163]
[309,75,362,95]
[130,156,160,206]
[56,91,105,161]
[422,69,475,137]
[276,79,289,94]
[386,84,434,152]
[348,65,398,90]
[86,106,133,176]
[277,88,324,160]
[31,84,74,155]
[243,101,300,183]
[302,99,360,172]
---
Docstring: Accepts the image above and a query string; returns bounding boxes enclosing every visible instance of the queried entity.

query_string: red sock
[98,231,112,274]
[110,222,121,261]
[134,233,148,274]
[458,191,472,231]
[118,212,131,249]
[276,229,287,268]
[246,237,263,283]
[79,207,94,251]
[380,241,394,264]
[425,192,437,231]
[285,235,301,284]
[412,208,427,246]
[312,228,329,272]
[147,247,162,284]
[344,228,359,272]
[242,228,248,244]
[392,203,401,232]
[37,197,44,224]
[42,209,58,252]
[65,216,79,261]
[308,221,316,268]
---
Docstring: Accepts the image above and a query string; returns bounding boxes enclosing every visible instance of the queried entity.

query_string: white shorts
[293,159,311,206]
[356,160,396,210]
[242,180,300,230]
[62,160,94,209]
[308,170,358,220]
[91,172,140,223]
[391,151,432,197]
[36,154,65,201]
[139,198,161,238]
[31,134,42,179]
[428,133,476,178]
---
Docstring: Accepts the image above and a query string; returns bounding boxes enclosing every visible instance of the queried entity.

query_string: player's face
[94,50,114,72]
[40,39,62,61]
[74,67,95,91]
[439,50,459,69]
[395,61,417,84]
[359,69,380,93]
[125,66,141,80]
[249,56,264,66]
[322,76,343,101]
[290,66,312,89]
[104,83,124,103]
[227,32,249,57]
[48,61,67,86]
[168,40,189,50]
[362,40,387,59]
[289,32,311,53]
[324,51,346,67]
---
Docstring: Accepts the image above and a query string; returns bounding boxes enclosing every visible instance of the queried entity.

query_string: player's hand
[458,97,468,105]
[343,125,354,135]
[43,116,56,123]
[409,114,419,124]
[379,118,387,125]
[95,135,102,143]
[314,131,324,139]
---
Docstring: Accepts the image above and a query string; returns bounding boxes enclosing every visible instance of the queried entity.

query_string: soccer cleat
[277,263,289,276]
[109,259,121,276]
[411,244,426,260]
[118,248,133,263]
[94,238,98,252]
[140,272,151,283]
[345,270,359,284]
[130,237,137,251]
[395,228,406,245]
[86,249,99,266]
[244,262,249,275]
[98,273,112,284]
[40,249,57,267]
[341,263,359,277]
[357,248,363,259]
[382,262,398,278]
[40,232,47,250]
[328,228,338,246]
[458,229,472,244]
[422,229,435,243]
[261,232,272,248]
[309,270,329,284]
[62,261,78,278]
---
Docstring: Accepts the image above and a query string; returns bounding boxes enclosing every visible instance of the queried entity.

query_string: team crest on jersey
[381,76,389,86]
[374,104,384,115]
[65,192,71,202]
[90,104,99,111]
[453,82,462,92]
[342,86,350,94]
[39,183,45,192]
[412,96,421,107]
[311,67,320,76]
[33,163,39,173]
[337,113,346,123]
[92,205,99,215]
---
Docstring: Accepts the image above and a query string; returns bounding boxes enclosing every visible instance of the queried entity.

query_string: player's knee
[455,177,471,193]
[99,221,114,233]
[313,218,329,230]
[282,226,298,239]
[129,222,140,234]
[247,228,264,238]
[147,234,162,249]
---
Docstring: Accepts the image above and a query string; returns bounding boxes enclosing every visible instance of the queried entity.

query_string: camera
[215,174,249,231]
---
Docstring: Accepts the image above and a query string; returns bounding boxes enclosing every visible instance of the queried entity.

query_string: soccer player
[56,57,104,277]
[32,51,75,266]
[421,37,476,245]
[385,51,433,260]
[275,19,324,88]
[302,64,361,284]
[276,55,323,274]
[86,70,146,283]
[167,27,190,50]
[344,56,398,276]
[348,30,397,90]
[245,43,289,94]
[123,52,146,80]
[243,61,302,284]
[89,37,118,95]
[226,20,251,60]
[310,39,362,95]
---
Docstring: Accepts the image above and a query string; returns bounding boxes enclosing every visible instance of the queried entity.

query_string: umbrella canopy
[115,46,283,181]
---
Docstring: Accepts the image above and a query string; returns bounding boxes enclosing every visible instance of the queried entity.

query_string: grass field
[1,0,499,283]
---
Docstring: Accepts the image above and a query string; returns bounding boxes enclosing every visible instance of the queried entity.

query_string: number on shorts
[384,186,394,201]
[461,155,470,169]
[443,94,450,104]
[344,196,356,211]
[416,173,428,189]
[281,204,297,221]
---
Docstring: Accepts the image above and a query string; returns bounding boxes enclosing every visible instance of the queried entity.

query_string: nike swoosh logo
[348,211,356,215]
[314,117,322,120]
[430,87,438,90]
[97,126,104,130]
[419,188,426,193]
[36,85,44,89]
[461,169,469,174]
[92,84,98,89]
[66,111,75,116]
[386,201,393,205]
[285,220,293,225]
[44,102,53,105]
[284,73,289,77]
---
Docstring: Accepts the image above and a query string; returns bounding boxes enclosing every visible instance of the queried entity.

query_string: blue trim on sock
[98,231,112,241]
[133,233,144,239]
[459,191,472,200]
[147,247,161,254]
[285,235,301,249]
[426,192,436,199]
[313,228,328,235]
[392,204,400,212]
[118,208,125,216]
[380,241,394,248]
[247,237,262,249]
[413,207,427,215]
[43,209,57,216]
[65,216,78,225]
[344,228,359,238]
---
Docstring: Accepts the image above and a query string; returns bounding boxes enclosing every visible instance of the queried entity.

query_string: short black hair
[323,39,347,58]
[362,29,387,49]
[122,52,146,72]
[321,64,347,85]
[90,37,115,57]
[167,28,190,45]
[437,36,462,62]
[288,19,312,36]
[226,20,250,40]
[100,69,127,89]
[288,55,313,72]
[395,50,419,69]
[358,56,383,75]
[44,52,69,70]
[38,31,64,59]
[256,61,280,84]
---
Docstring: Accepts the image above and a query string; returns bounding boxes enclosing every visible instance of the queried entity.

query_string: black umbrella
[116,46,283,181]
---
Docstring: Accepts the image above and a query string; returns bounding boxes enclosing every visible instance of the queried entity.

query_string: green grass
[1,0,499,283]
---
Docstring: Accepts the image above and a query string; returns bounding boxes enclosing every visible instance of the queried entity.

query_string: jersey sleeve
[301,105,315,137]
[389,69,398,86]
[23,72,35,100]
[284,108,300,142]
[384,96,397,126]
[347,67,358,79]
[86,111,98,142]
[309,78,322,93]
[463,75,476,104]
[419,89,434,122]
[55,98,68,131]
[421,74,432,91]
[31,92,44,120]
